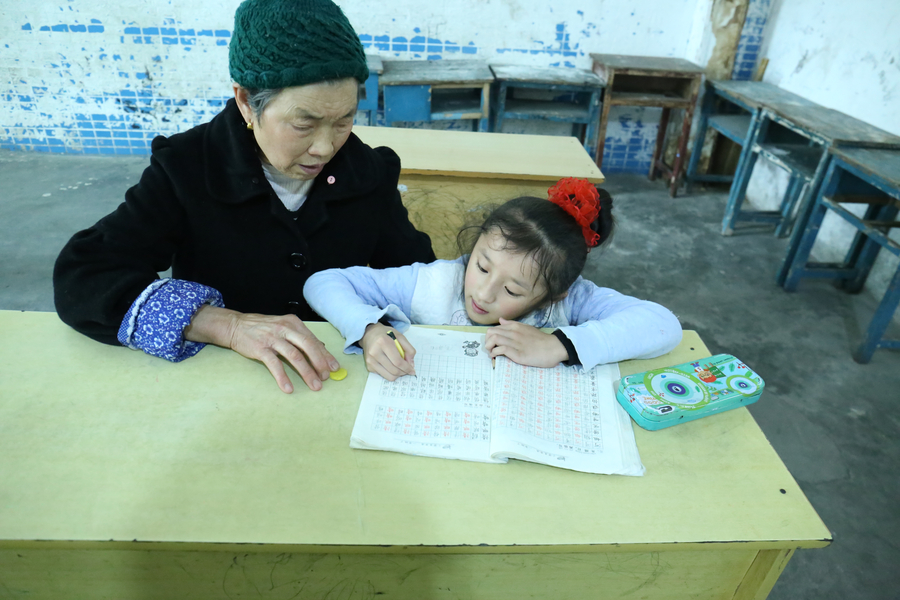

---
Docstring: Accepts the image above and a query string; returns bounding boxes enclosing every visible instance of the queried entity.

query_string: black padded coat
[53,98,435,345]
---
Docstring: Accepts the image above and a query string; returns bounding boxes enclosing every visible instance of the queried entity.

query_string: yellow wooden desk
[0,311,830,599]
[354,126,604,259]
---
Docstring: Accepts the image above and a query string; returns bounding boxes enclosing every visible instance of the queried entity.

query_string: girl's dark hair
[457,187,615,310]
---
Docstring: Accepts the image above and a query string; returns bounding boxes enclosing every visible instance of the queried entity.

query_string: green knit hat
[229,0,369,89]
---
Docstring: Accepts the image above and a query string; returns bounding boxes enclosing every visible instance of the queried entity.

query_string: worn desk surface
[489,64,604,86]
[830,146,900,188]
[354,125,603,182]
[0,312,830,598]
[590,53,704,82]
[766,103,900,148]
[0,312,830,549]
[709,80,815,111]
[380,59,494,86]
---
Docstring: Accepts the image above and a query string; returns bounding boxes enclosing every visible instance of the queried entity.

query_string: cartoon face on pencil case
[615,354,764,431]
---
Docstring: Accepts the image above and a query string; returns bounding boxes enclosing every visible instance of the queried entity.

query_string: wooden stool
[783,147,900,363]
[358,55,383,126]
[488,65,604,159]
[590,54,703,197]
[380,60,493,132]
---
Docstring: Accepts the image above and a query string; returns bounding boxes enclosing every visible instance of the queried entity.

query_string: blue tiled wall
[732,0,771,81]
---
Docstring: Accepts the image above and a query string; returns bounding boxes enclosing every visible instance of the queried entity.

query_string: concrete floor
[2,148,899,599]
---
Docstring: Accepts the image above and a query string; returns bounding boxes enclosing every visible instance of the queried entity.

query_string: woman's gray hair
[245,88,283,120]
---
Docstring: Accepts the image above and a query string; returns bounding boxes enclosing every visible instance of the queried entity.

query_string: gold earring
[246,121,253,130]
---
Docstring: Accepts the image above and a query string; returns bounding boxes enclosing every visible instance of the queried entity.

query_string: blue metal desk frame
[685,83,754,190]
[722,107,830,241]
[782,148,900,362]
[358,55,383,126]
[687,81,830,240]
[491,77,603,159]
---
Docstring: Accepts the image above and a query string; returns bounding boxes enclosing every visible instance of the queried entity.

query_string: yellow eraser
[329,367,348,381]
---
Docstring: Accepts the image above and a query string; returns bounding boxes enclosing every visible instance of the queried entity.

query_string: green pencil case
[616,354,764,431]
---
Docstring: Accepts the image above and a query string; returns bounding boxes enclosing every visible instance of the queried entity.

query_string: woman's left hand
[484,318,569,368]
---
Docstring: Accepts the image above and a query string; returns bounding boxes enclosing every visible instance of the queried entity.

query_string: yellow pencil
[386,330,405,358]
[387,330,416,378]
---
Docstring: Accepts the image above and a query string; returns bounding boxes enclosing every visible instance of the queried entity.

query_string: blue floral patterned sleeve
[117,278,225,362]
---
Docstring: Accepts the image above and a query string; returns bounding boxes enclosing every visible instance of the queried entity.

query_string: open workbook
[350,327,645,476]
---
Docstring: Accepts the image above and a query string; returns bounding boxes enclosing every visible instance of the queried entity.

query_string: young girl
[303,177,682,381]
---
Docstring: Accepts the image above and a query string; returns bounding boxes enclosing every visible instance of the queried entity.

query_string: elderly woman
[53,0,435,393]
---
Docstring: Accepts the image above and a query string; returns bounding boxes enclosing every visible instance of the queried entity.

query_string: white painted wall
[0,0,709,167]
[745,0,900,307]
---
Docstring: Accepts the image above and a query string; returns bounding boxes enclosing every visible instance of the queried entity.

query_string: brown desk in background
[591,54,704,197]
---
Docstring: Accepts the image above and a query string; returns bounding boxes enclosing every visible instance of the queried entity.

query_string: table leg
[842,201,899,293]
[584,88,602,160]
[670,111,695,197]
[493,82,508,133]
[854,265,900,363]
[650,107,671,181]
[685,86,716,194]
[721,111,766,236]
[774,174,803,238]
[594,78,614,169]
[732,548,795,600]
[776,152,832,287]
[782,198,831,292]
[477,82,491,132]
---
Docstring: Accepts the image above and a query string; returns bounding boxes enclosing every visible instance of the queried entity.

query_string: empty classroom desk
[782,147,900,363]
[686,80,816,238]
[358,55,383,126]
[590,54,703,197]
[713,102,900,285]
[380,59,493,131]
[489,65,604,159]
[722,102,900,244]
[0,311,831,599]
[354,126,603,259]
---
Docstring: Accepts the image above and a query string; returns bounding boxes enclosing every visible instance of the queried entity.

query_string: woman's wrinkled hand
[359,323,416,381]
[184,305,340,393]
[484,318,569,368]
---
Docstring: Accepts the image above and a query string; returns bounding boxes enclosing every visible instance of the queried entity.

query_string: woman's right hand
[359,323,416,381]
[184,305,340,393]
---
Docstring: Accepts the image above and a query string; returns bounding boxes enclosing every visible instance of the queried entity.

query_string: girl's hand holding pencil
[360,323,417,381]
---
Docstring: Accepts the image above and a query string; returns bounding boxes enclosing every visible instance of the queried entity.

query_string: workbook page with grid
[491,357,644,475]
[350,327,644,475]
[351,327,500,463]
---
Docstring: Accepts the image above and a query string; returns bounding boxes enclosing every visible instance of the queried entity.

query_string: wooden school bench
[380,59,494,132]
[488,64,604,159]
[782,146,900,363]
[590,54,704,197]
[0,311,831,599]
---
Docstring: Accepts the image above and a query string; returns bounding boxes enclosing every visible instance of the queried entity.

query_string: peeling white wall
[745,0,900,306]
[1,0,705,166]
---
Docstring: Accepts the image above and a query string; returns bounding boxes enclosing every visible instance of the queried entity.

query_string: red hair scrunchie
[547,177,601,247]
